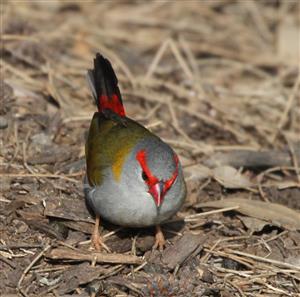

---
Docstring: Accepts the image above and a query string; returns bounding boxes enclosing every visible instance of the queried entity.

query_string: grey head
[127,137,180,206]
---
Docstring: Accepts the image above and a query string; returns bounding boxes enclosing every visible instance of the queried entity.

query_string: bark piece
[44,197,93,223]
[62,220,93,234]
[161,233,205,270]
[57,262,107,294]
[204,144,300,169]
[26,219,67,240]
[27,145,75,165]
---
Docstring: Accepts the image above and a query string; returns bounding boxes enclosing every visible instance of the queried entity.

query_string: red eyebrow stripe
[163,154,179,193]
[136,150,158,186]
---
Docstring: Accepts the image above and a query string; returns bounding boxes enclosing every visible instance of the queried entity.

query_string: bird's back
[86,112,156,186]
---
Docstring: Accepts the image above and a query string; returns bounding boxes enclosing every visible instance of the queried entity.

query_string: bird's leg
[153,225,166,251]
[91,215,110,252]
[91,215,102,251]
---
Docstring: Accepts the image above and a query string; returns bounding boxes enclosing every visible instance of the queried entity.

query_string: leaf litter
[1,1,300,296]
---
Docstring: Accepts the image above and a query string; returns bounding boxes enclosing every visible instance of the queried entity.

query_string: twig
[1,34,39,42]
[6,121,19,170]
[0,173,79,183]
[178,35,200,78]
[145,38,170,79]
[1,59,44,88]
[168,38,194,80]
[0,254,16,268]
[271,74,300,142]
[184,206,240,222]
[17,245,51,294]
[0,244,44,251]
[284,135,300,183]
[226,249,300,271]
[46,247,143,265]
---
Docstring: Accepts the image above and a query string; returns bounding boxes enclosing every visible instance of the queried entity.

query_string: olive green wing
[85,112,153,186]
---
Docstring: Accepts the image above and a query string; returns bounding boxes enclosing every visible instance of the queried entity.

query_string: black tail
[87,53,125,117]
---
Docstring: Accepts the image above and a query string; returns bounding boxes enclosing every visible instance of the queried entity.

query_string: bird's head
[110,136,181,209]
[136,148,178,207]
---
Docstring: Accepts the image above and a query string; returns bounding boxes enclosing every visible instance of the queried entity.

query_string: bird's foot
[153,225,166,251]
[90,215,110,252]
[91,232,110,252]
[91,231,102,251]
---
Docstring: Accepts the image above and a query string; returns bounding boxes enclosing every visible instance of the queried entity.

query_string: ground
[1,1,300,296]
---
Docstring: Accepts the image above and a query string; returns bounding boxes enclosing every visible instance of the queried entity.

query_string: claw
[152,225,166,251]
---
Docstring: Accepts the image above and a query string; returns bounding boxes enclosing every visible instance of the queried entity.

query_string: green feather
[86,112,154,186]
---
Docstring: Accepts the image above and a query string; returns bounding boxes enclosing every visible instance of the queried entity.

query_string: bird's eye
[142,171,148,181]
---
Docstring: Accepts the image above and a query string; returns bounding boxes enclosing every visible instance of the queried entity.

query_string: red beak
[149,181,164,207]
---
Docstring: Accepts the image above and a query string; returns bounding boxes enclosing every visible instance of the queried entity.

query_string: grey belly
[84,177,185,228]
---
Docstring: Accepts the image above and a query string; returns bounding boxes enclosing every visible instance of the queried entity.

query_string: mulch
[1,1,299,296]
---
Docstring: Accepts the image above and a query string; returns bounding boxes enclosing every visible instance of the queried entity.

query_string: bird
[84,53,186,251]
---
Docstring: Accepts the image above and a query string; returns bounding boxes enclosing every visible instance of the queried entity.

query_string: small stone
[199,267,214,283]
[0,116,8,129]
[1,177,11,192]
[31,133,52,146]
[222,258,245,270]
[12,219,29,233]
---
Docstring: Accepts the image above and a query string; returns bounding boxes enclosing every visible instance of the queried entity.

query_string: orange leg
[91,215,110,252]
[91,215,101,251]
[153,225,166,251]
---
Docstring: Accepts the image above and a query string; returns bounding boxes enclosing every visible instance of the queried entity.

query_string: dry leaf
[184,165,212,182]
[196,198,300,231]
[278,17,299,65]
[276,181,300,190]
[184,165,212,204]
[213,166,253,189]
[237,215,269,233]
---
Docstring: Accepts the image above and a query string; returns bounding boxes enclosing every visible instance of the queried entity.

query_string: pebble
[12,219,29,233]
[31,132,52,146]
[1,177,11,192]
[0,116,8,129]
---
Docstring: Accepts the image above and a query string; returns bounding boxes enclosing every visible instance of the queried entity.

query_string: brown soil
[1,1,299,296]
